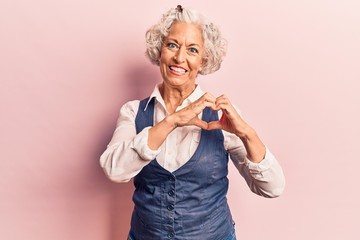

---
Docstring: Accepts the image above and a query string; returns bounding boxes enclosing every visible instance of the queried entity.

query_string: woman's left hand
[208,94,266,162]
[207,95,249,138]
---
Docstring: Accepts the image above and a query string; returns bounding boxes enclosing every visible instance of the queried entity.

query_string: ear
[156,52,162,65]
[200,57,207,71]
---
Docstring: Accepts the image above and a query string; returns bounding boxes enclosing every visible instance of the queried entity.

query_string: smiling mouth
[169,65,187,74]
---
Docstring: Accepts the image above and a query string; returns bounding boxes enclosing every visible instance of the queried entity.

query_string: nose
[174,46,186,63]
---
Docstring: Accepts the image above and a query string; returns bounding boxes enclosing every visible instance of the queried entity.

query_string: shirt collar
[143,84,205,111]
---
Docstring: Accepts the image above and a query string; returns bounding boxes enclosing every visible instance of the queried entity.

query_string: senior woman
[100,5,285,240]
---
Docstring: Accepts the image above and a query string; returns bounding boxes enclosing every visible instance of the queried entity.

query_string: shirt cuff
[130,127,161,161]
[245,147,275,174]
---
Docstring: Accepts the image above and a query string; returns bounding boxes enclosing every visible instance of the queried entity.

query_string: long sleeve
[225,131,285,198]
[99,100,160,182]
[100,85,285,196]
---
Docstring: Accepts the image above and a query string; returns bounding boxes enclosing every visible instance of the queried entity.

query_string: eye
[167,42,178,49]
[189,47,199,54]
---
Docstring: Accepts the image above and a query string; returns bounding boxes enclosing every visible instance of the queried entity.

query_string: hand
[170,92,217,129]
[207,95,250,138]
[165,93,266,162]
[207,94,267,162]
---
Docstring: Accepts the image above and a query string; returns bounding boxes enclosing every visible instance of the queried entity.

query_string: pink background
[1,0,359,239]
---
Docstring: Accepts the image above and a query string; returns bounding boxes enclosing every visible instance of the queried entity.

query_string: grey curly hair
[145,6,227,75]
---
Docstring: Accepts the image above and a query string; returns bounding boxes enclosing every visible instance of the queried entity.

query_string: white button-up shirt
[100,84,285,197]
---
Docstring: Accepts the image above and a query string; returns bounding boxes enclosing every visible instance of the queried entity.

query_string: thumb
[192,118,209,130]
[207,120,222,130]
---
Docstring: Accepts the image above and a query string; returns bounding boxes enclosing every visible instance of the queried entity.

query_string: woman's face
[159,22,205,90]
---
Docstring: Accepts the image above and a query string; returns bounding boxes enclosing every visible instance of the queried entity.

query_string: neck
[160,83,196,113]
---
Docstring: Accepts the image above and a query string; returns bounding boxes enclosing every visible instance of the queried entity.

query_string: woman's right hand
[168,92,217,130]
[148,92,216,150]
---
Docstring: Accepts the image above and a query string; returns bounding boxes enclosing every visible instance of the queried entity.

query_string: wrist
[238,128,266,163]
[236,124,254,140]
[163,114,178,131]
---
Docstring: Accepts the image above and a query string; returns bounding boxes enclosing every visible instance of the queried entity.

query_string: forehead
[166,22,203,45]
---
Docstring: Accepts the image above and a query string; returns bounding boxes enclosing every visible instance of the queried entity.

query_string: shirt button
[168,176,175,181]
[167,232,174,238]
[168,190,174,196]
[167,204,174,211]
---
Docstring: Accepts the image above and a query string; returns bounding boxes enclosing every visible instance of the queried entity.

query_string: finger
[219,112,225,123]
[215,95,232,108]
[215,98,230,106]
[203,100,217,110]
[216,103,232,115]
[215,94,229,102]
[191,99,216,113]
[195,92,216,105]
[217,103,244,127]
[203,92,217,102]
[198,92,217,108]
[213,101,229,111]
[192,118,209,130]
[215,97,231,106]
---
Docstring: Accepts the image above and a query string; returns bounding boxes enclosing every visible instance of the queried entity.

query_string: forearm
[100,140,152,182]
[99,101,163,182]
[148,115,176,150]
[100,126,163,182]
[237,130,285,197]
[101,115,178,182]
[227,132,285,198]
[237,126,266,163]
[233,148,285,198]
[243,153,285,198]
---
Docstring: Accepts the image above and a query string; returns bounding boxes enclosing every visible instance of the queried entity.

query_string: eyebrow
[166,38,201,47]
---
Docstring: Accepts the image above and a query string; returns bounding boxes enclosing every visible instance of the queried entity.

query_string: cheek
[159,48,172,61]
[159,54,168,69]
[159,52,165,62]
[189,57,203,70]
[159,61,167,76]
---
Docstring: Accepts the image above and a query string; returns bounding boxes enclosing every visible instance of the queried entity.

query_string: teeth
[169,66,186,73]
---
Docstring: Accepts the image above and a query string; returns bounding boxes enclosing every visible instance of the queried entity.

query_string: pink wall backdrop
[1,0,359,239]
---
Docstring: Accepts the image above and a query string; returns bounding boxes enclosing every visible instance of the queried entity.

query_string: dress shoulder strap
[135,97,155,134]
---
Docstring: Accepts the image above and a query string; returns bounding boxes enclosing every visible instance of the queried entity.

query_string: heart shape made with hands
[206,109,227,131]
[180,93,243,136]
[206,103,241,135]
